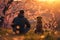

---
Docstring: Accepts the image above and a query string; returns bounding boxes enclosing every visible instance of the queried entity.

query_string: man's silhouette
[12,10,30,34]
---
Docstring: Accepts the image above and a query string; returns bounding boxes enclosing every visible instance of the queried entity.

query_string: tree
[1,0,13,27]
[3,0,13,15]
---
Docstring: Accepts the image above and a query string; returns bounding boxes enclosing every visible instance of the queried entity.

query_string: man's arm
[25,18,30,29]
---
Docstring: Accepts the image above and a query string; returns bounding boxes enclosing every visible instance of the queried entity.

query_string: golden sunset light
[0,0,60,40]
[35,0,59,4]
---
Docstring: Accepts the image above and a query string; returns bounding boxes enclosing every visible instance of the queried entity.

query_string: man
[12,10,30,34]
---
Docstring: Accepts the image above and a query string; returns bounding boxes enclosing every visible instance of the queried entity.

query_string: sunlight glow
[38,0,46,2]
[47,0,56,3]
[36,0,56,3]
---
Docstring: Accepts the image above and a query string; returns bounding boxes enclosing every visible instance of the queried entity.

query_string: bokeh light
[40,35,45,38]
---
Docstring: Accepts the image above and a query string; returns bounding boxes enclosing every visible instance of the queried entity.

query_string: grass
[0,27,60,40]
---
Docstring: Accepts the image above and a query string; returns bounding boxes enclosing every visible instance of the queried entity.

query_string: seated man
[12,10,30,34]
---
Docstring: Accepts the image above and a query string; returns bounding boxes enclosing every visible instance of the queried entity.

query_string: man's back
[13,17,30,28]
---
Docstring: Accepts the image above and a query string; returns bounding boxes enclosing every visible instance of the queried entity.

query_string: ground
[0,27,60,40]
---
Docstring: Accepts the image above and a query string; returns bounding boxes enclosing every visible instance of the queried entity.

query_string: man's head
[20,10,24,14]
[18,10,24,17]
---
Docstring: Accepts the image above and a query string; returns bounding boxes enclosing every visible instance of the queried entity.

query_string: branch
[3,0,13,15]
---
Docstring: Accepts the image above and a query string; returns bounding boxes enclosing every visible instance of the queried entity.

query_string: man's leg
[19,27,30,34]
